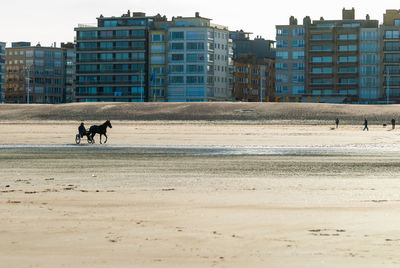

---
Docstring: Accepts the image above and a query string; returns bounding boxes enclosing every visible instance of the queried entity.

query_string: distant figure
[392,119,396,130]
[335,118,339,129]
[363,119,369,131]
[78,122,86,138]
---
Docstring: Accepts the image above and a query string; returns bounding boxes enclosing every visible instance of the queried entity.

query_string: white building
[167,13,232,102]
[0,42,5,103]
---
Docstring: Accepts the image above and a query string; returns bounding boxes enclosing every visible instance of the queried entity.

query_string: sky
[1,0,399,47]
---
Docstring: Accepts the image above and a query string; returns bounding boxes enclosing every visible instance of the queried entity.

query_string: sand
[2,118,400,267]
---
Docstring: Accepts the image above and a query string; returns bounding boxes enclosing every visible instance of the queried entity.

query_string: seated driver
[78,122,87,138]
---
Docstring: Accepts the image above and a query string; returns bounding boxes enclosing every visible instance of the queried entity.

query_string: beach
[2,104,400,267]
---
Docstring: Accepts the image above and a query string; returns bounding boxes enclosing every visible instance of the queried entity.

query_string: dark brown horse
[89,120,112,144]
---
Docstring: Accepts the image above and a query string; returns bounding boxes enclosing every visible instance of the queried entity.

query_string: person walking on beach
[335,118,339,129]
[392,118,396,130]
[363,119,369,131]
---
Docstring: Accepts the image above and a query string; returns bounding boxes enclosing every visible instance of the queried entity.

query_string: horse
[89,120,112,144]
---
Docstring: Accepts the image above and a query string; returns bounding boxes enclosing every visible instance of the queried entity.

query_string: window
[151,45,165,53]
[361,54,377,64]
[339,78,357,85]
[276,63,288,71]
[104,20,117,27]
[361,43,377,52]
[385,54,400,63]
[171,32,184,40]
[170,65,184,73]
[151,67,165,75]
[292,62,305,71]
[276,74,288,83]
[151,77,165,86]
[276,40,288,48]
[338,56,357,63]
[131,30,145,37]
[116,41,129,49]
[187,76,204,84]
[292,28,305,36]
[292,40,305,48]
[187,54,205,62]
[79,65,97,72]
[292,86,305,94]
[187,31,205,40]
[150,55,165,64]
[35,50,44,57]
[292,51,304,60]
[187,65,204,73]
[171,54,184,61]
[311,78,332,85]
[25,50,34,58]
[99,53,112,61]
[131,52,145,60]
[338,67,357,74]
[80,42,97,50]
[338,34,357,40]
[151,34,165,42]
[385,30,400,39]
[311,56,332,63]
[276,52,288,60]
[361,31,378,41]
[169,76,184,84]
[131,87,144,95]
[81,53,99,61]
[361,66,377,76]
[311,34,332,40]
[275,85,288,94]
[339,45,357,52]
[311,67,332,74]
[100,31,113,38]
[187,42,205,50]
[116,30,129,37]
[115,53,129,60]
[132,41,145,49]
[79,31,98,39]
[100,42,113,49]
[131,64,145,72]
[385,42,400,51]
[395,20,400,27]
[99,64,113,72]
[276,28,289,36]
[311,45,332,52]
[361,77,378,87]
[171,43,184,51]
[292,74,304,83]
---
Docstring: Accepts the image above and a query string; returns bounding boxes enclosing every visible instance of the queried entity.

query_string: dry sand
[2,104,400,267]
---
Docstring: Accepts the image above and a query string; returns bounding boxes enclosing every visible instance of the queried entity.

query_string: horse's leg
[100,134,102,144]
[104,133,108,144]
[91,133,95,144]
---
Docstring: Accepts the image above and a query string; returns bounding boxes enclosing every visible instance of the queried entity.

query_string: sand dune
[1,102,400,123]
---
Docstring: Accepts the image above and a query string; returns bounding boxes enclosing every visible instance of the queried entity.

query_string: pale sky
[1,0,399,47]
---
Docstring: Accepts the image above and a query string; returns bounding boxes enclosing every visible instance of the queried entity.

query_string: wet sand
[2,121,400,267]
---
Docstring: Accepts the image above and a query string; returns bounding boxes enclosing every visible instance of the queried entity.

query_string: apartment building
[0,42,5,103]
[275,16,306,101]
[167,13,233,102]
[62,42,76,103]
[74,11,155,102]
[306,9,379,103]
[381,10,400,103]
[231,33,275,101]
[276,9,383,103]
[5,42,66,104]
[148,29,167,101]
